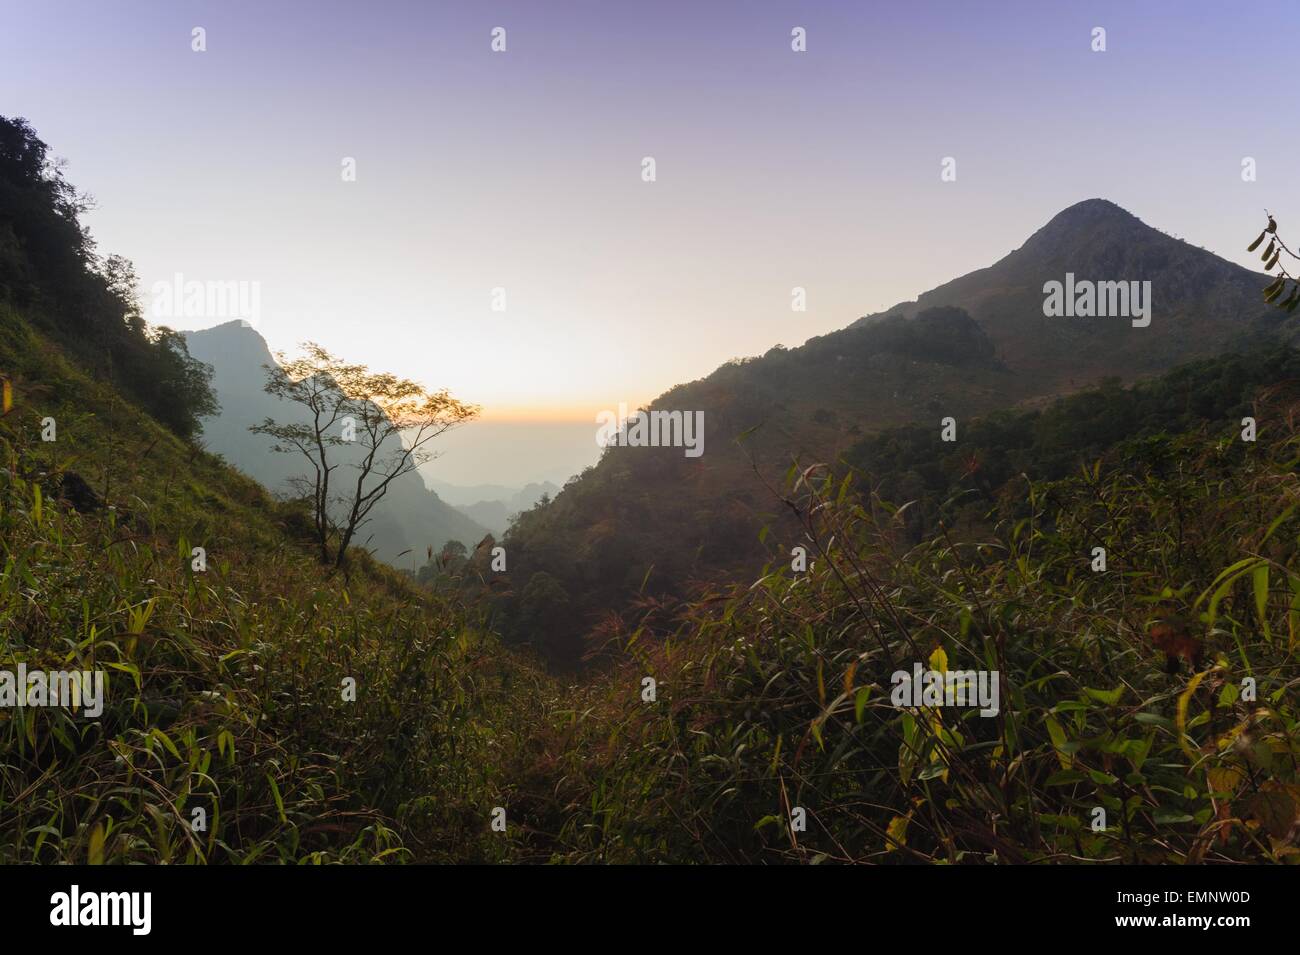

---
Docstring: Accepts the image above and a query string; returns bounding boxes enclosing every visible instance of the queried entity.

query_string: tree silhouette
[251,342,477,567]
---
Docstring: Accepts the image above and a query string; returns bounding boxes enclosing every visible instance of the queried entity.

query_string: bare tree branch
[249,342,479,567]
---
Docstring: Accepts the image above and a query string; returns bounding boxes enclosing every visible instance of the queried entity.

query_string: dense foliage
[526,405,1300,862]
[0,115,216,439]
[4,294,1299,863]
[0,306,546,862]
[845,346,1300,539]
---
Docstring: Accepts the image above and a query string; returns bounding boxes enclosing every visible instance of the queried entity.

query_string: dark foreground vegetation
[5,318,1300,862]
[538,400,1300,861]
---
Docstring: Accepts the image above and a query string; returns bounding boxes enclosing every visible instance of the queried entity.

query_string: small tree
[251,342,478,568]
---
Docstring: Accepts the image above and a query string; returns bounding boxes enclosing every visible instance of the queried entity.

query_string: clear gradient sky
[3,0,1297,483]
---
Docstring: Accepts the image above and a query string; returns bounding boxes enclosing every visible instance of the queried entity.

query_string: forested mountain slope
[501,200,1294,664]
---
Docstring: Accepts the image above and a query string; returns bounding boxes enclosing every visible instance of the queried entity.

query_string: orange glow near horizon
[475,401,650,424]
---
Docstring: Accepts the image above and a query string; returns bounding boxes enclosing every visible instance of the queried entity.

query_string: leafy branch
[1248,213,1300,311]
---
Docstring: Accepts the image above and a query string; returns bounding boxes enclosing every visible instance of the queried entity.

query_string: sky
[3,0,1298,486]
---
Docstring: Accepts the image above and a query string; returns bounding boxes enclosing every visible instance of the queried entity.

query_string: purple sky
[2,0,1296,483]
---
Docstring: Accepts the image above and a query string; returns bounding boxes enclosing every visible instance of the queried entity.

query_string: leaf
[1206,766,1244,797]
[854,687,870,724]
[928,645,948,673]
[1290,578,1300,652]
[884,814,909,851]
[1083,686,1124,706]
[1195,556,1264,630]
[1045,715,1071,770]
[1127,733,1155,771]
[1246,784,1299,839]
[1037,813,1082,831]
[1247,230,1267,252]
[1134,712,1176,729]
[88,823,105,865]
[1176,669,1210,760]
[899,712,917,786]
[151,728,181,761]
[1252,564,1270,639]
[1262,502,1298,543]
[267,773,287,823]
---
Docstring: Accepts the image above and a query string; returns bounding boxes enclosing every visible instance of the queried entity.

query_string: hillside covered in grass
[527,389,1300,862]
[6,305,1299,863]
[0,301,560,862]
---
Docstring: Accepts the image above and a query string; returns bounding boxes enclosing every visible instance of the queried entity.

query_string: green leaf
[1262,503,1298,543]
[267,774,287,823]
[884,814,909,851]
[1083,685,1124,706]
[1176,669,1210,760]
[88,823,105,865]
[1045,715,1071,770]
[151,727,181,761]
[854,687,870,724]
[1134,712,1175,729]
[1127,733,1155,770]
[1253,563,1271,639]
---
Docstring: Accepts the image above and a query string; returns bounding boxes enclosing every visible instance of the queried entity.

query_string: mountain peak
[1019,198,1147,254]
[187,318,264,339]
[1000,198,1210,277]
[183,321,276,389]
[1047,197,1137,222]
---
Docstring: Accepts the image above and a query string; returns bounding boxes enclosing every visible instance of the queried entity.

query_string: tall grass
[0,310,549,863]
[4,298,1297,864]
[533,417,1300,863]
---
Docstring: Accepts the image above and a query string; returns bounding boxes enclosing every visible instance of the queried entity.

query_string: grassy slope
[536,410,1300,863]
[3,297,1298,865]
[0,302,556,863]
